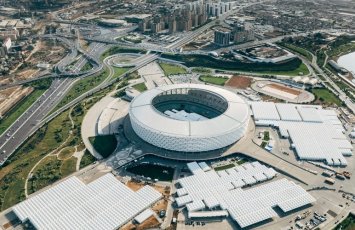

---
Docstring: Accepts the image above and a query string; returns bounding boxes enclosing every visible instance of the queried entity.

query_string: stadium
[128,84,250,153]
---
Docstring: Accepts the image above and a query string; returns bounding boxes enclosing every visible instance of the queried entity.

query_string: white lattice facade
[129,84,250,152]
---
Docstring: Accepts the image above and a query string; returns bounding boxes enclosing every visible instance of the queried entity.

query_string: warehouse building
[12,174,162,230]
[250,102,353,165]
[176,162,315,228]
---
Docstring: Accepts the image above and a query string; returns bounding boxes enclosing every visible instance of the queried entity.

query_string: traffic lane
[0,78,62,142]
[0,79,73,161]
[0,81,72,161]
[0,42,109,163]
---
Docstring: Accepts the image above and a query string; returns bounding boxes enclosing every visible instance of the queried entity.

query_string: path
[24,107,75,197]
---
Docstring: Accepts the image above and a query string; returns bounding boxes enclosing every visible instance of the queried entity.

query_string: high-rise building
[169,16,177,33]
[214,27,231,46]
[232,24,254,44]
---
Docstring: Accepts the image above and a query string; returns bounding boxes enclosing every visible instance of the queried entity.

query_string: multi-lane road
[0,34,111,164]
[0,78,73,163]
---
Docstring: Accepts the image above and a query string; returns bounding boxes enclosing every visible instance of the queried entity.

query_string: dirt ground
[225,76,253,89]
[2,40,65,82]
[268,83,301,96]
[0,86,33,117]
[126,181,145,191]
[126,180,170,196]
[260,94,284,103]
[152,199,168,213]
[120,216,160,230]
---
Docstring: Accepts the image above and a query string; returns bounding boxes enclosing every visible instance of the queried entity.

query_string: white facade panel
[129,84,250,152]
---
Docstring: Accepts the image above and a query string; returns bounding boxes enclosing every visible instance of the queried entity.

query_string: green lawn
[159,63,187,76]
[132,82,147,92]
[80,150,96,169]
[80,62,93,72]
[311,88,342,106]
[60,157,77,177]
[101,46,145,61]
[28,155,77,194]
[126,163,174,181]
[191,67,212,74]
[112,67,130,80]
[328,41,355,58]
[214,163,235,171]
[279,43,313,61]
[58,146,75,160]
[28,156,61,194]
[261,141,267,148]
[259,63,310,76]
[263,131,270,141]
[237,159,247,165]
[199,75,228,86]
[89,135,117,158]
[334,213,355,230]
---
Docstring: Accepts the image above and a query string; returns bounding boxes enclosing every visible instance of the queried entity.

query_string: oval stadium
[128,84,250,152]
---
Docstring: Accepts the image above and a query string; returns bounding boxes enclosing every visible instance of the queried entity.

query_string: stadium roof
[130,84,250,138]
[13,174,161,230]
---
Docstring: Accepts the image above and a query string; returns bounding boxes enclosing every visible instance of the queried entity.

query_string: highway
[295,50,355,113]
[0,33,112,164]
[0,78,74,163]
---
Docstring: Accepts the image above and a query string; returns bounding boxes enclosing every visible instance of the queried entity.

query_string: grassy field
[191,67,212,74]
[279,43,313,61]
[60,157,77,177]
[159,63,187,76]
[334,213,355,230]
[80,150,96,169]
[58,146,75,160]
[328,41,355,58]
[126,164,174,181]
[101,46,145,61]
[259,63,310,76]
[28,154,77,194]
[263,131,270,141]
[132,82,147,92]
[80,62,93,72]
[112,67,130,80]
[214,163,235,171]
[311,88,342,106]
[199,75,228,86]
[0,78,52,136]
[89,135,117,158]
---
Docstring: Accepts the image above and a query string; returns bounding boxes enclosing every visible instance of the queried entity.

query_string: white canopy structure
[13,174,162,230]
[176,162,315,228]
[251,102,353,165]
